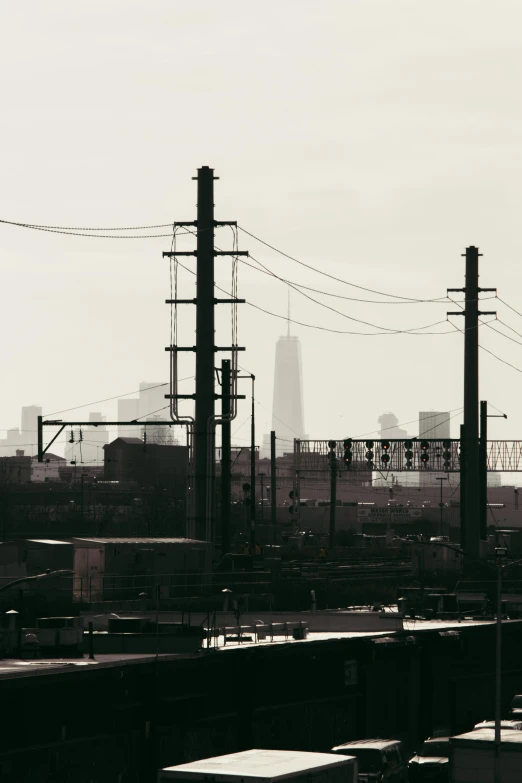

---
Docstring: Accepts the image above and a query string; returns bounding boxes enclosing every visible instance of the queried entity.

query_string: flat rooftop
[0,617,503,682]
[161,749,354,778]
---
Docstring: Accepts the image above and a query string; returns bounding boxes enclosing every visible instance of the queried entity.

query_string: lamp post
[259,473,266,522]
[494,546,507,782]
[436,476,449,537]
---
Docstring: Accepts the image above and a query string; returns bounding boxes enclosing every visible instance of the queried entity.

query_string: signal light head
[421,440,429,451]
[343,438,352,449]
[421,453,429,463]
[381,440,390,450]
[404,439,413,449]
[328,440,336,450]
[365,440,374,449]
[443,439,451,449]
[381,453,390,464]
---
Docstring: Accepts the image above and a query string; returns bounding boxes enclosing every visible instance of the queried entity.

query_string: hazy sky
[2,1,522,459]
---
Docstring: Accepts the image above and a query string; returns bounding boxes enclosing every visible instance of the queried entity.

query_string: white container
[158,749,358,783]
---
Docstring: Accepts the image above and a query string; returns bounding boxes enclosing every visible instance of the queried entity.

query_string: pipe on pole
[221,360,231,556]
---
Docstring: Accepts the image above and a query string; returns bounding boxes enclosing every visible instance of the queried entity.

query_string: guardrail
[203,620,309,648]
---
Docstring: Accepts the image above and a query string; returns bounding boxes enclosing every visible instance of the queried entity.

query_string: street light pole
[436,476,449,537]
[495,546,507,783]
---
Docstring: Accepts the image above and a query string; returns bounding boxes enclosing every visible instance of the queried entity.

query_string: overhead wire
[178,225,458,335]
[176,256,460,337]
[43,378,194,417]
[247,250,452,334]
[238,226,450,303]
[447,297,522,374]
[239,255,482,305]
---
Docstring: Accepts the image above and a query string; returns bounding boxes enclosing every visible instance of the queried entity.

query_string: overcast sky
[2,1,522,461]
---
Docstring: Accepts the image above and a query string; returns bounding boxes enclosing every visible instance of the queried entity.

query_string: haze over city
[2,1,522,452]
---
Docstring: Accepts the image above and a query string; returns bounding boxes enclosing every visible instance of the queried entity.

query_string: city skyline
[1,3,521,450]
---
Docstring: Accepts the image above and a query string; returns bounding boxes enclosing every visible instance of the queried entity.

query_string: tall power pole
[270,430,277,545]
[164,166,247,543]
[448,246,495,560]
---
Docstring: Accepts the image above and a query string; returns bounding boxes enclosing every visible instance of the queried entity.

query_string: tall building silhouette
[139,382,173,445]
[269,298,305,456]
[21,405,42,440]
[418,411,450,439]
[118,398,139,440]
[418,410,453,487]
[378,412,408,440]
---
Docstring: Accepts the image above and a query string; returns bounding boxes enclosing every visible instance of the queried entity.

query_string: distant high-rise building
[0,405,42,457]
[118,398,139,440]
[418,411,450,439]
[139,382,169,444]
[418,411,453,487]
[21,405,42,439]
[378,412,408,440]
[139,382,166,420]
[269,308,305,457]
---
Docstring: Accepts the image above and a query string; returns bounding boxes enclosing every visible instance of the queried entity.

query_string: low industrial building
[103,437,189,492]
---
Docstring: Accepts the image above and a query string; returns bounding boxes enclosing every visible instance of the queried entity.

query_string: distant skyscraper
[270,302,305,456]
[21,405,42,439]
[418,411,452,487]
[139,382,169,444]
[139,382,166,420]
[118,398,139,440]
[0,405,42,457]
[418,411,450,439]
[378,412,408,440]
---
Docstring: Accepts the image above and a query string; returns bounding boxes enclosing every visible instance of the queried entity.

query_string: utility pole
[480,401,488,542]
[163,166,247,543]
[221,360,231,556]
[250,375,256,553]
[271,431,277,545]
[448,247,496,561]
[436,476,448,537]
[194,166,215,544]
[480,401,508,543]
[328,440,337,549]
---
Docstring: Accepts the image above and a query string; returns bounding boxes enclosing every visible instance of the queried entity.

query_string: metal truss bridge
[295,439,522,473]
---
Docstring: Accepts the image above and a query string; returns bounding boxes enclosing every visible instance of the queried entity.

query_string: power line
[43,378,194,417]
[448,319,522,374]
[0,219,175,231]
[497,297,522,320]
[247,251,453,334]
[239,254,475,305]
[416,410,464,438]
[238,226,449,303]
[176,258,458,337]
